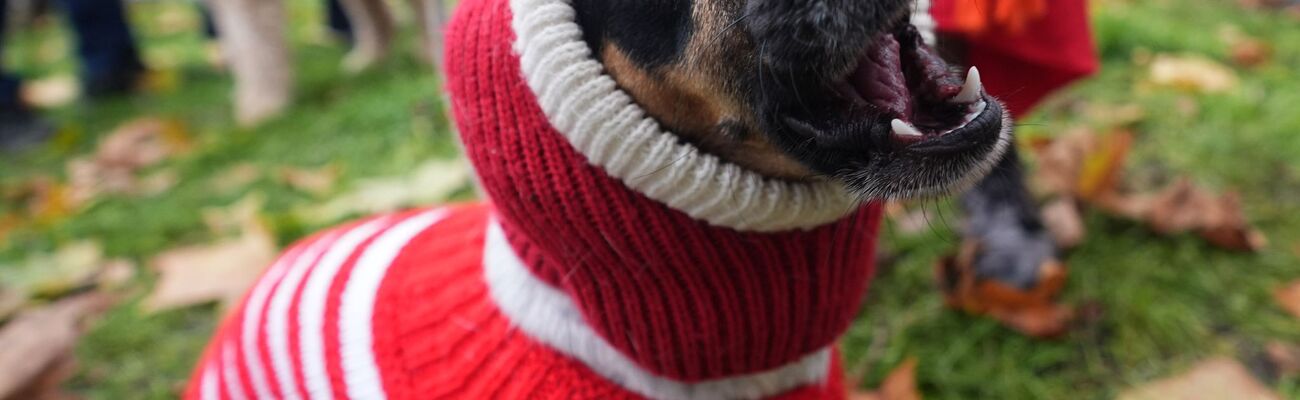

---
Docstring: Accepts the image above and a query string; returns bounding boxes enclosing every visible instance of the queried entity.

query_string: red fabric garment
[445,0,883,382]
[183,205,849,400]
[932,0,1099,116]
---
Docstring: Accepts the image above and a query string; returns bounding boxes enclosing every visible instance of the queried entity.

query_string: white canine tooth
[953,66,982,103]
[891,119,924,137]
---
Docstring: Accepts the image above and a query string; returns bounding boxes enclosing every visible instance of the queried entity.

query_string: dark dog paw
[936,228,1074,338]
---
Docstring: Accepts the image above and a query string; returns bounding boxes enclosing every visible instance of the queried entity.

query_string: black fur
[572,0,1059,287]
[744,0,910,78]
[571,0,694,68]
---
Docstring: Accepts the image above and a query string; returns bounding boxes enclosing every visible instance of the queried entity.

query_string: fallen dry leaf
[201,193,266,236]
[95,118,191,169]
[1031,129,1266,252]
[936,242,1073,338]
[0,292,115,400]
[1149,54,1240,94]
[0,286,24,322]
[1144,180,1267,252]
[1219,25,1273,68]
[62,117,193,205]
[1276,281,1300,320]
[210,163,262,194]
[296,159,471,224]
[277,165,339,196]
[19,75,79,108]
[1117,357,1281,400]
[1265,341,1300,378]
[6,176,82,223]
[144,217,277,313]
[851,358,921,400]
[6,241,110,298]
[1041,198,1086,249]
[95,259,137,291]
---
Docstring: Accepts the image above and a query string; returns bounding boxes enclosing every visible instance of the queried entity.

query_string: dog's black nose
[744,0,911,76]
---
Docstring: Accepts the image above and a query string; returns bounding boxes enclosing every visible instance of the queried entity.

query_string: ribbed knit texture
[445,0,883,382]
[184,205,850,400]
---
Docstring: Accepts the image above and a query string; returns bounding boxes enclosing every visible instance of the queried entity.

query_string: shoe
[0,108,55,152]
[83,65,146,98]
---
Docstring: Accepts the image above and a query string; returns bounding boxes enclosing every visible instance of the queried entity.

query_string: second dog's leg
[206,0,292,126]
[960,146,1061,290]
[338,0,394,73]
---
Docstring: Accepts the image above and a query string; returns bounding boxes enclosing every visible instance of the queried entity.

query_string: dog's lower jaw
[838,103,1013,201]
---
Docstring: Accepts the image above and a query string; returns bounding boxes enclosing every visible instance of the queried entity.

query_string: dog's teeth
[891,119,924,138]
[953,66,982,104]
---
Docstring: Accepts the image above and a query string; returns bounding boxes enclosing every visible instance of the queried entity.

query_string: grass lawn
[1,0,1298,398]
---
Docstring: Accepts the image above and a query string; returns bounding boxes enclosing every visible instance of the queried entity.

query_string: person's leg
[57,0,145,96]
[1,0,22,109]
[0,0,55,151]
[327,0,354,43]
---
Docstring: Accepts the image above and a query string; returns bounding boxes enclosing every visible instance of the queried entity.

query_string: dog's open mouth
[837,25,992,149]
[763,21,1010,199]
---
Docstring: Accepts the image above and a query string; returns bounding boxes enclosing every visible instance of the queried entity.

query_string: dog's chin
[836,104,1012,201]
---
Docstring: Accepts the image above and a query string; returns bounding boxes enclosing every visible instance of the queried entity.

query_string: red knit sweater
[184,0,1096,397]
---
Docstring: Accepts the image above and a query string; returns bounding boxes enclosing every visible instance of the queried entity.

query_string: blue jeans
[56,0,144,92]
[0,0,18,108]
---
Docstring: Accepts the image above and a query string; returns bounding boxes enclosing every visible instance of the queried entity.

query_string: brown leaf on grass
[0,214,19,243]
[936,242,1074,338]
[1030,128,1132,200]
[1041,198,1086,249]
[62,117,192,205]
[0,287,24,322]
[1149,54,1240,94]
[210,163,262,194]
[1032,130,1266,252]
[0,293,115,400]
[1219,26,1274,68]
[850,358,921,400]
[6,241,112,298]
[201,193,266,236]
[295,159,471,224]
[1276,281,1300,320]
[95,118,191,169]
[144,216,277,313]
[5,177,81,223]
[1265,341,1300,378]
[1144,180,1267,252]
[19,75,79,109]
[1117,357,1281,400]
[277,165,339,196]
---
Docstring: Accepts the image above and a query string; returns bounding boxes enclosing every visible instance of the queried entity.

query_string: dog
[185,0,1077,398]
[204,0,447,126]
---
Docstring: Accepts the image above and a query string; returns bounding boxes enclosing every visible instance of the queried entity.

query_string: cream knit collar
[509,0,865,232]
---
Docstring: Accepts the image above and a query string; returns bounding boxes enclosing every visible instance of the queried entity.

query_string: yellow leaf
[1149,54,1239,94]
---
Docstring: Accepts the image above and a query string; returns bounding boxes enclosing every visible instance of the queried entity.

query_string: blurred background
[0,0,1297,399]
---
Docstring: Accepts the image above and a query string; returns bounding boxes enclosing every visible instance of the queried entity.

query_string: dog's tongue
[850,35,911,119]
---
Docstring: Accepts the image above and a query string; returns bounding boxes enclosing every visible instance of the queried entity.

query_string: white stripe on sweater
[200,363,219,400]
[298,214,415,400]
[222,344,248,400]
[241,244,311,400]
[509,0,859,232]
[266,219,390,400]
[338,209,451,400]
[482,218,833,400]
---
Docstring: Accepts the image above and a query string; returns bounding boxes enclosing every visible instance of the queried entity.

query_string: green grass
[1,0,1298,398]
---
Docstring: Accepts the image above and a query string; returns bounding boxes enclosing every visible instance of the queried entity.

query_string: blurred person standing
[1,0,145,151]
